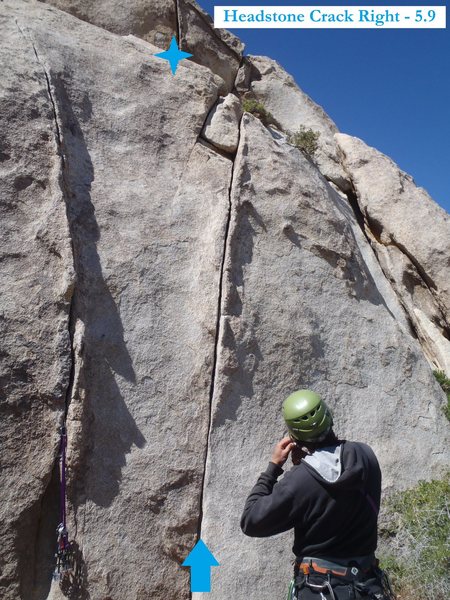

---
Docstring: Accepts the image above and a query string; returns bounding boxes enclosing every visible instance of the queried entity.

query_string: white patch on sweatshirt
[302,444,342,482]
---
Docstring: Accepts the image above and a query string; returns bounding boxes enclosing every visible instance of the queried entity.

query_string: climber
[240,389,395,600]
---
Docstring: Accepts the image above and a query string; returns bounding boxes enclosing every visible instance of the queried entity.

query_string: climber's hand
[271,437,295,467]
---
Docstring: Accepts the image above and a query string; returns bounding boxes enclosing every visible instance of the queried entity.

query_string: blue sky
[198,1,449,214]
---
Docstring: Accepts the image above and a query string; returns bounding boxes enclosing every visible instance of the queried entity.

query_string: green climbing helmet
[282,389,333,443]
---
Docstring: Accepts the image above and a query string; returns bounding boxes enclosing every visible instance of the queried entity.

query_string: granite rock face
[41,0,178,48]
[194,115,449,600]
[245,55,351,190]
[0,2,449,600]
[0,9,74,598]
[41,0,245,93]
[2,2,228,599]
[336,133,450,373]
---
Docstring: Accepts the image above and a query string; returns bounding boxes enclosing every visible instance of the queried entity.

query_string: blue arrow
[182,539,219,592]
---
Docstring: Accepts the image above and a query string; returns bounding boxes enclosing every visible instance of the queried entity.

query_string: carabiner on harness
[304,573,336,600]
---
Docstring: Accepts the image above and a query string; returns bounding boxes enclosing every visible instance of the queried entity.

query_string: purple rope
[60,426,67,530]
[53,426,73,579]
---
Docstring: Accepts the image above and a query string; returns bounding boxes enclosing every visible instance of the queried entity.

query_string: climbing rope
[53,425,74,580]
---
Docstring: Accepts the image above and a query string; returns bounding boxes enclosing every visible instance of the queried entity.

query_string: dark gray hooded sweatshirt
[240,441,381,559]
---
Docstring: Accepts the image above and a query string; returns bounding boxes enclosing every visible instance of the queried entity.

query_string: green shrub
[378,474,450,600]
[241,98,275,127]
[287,126,320,157]
[433,369,450,420]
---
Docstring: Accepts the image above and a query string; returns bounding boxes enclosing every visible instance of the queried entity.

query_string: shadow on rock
[59,541,90,600]
[53,72,146,510]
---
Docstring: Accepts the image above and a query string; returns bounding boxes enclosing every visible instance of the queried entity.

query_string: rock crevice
[336,133,450,372]
[196,112,241,566]
[15,21,64,166]
[14,19,80,597]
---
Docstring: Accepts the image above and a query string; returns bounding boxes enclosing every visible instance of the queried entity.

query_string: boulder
[178,0,244,94]
[201,93,242,153]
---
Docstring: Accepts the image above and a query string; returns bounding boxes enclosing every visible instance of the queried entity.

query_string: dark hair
[300,429,340,453]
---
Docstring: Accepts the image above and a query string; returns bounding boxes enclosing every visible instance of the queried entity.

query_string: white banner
[214,5,446,28]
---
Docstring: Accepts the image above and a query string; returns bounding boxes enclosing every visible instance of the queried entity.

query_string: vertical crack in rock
[196,120,242,552]
[14,22,77,413]
[342,183,366,234]
[174,0,181,44]
[375,235,450,342]
[15,19,77,595]
[15,22,65,169]
[384,239,450,336]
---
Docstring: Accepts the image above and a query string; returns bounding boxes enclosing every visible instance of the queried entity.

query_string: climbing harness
[302,572,336,600]
[53,425,74,581]
[286,556,396,599]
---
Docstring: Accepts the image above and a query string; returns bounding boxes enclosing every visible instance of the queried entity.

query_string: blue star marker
[182,540,219,592]
[154,36,193,75]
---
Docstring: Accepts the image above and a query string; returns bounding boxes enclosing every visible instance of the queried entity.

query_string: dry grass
[378,474,450,600]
